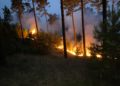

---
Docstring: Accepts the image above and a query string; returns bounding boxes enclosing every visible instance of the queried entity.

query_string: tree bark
[60,0,67,58]
[32,0,39,37]
[102,0,107,23]
[81,0,86,57]
[18,10,24,40]
[102,0,107,58]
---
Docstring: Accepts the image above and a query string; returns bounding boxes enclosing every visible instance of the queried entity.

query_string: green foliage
[48,14,59,25]
[63,0,80,15]
[11,0,24,13]
[36,0,49,8]
[35,0,49,15]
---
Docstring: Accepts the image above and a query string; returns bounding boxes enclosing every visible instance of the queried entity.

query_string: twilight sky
[0,0,60,16]
[0,0,11,15]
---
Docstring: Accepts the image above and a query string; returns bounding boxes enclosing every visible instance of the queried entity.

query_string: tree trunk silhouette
[102,0,107,33]
[11,0,24,40]
[102,0,107,23]
[81,0,86,56]
[71,12,77,46]
[112,0,114,25]
[32,0,39,37]
[102,0,107,57]
[18,7,24,40]
[44,7,49,32]
[60,0,67,58]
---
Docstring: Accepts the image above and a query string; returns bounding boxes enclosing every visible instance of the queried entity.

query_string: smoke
[84,9,102,48]
[64,8,102,49]
[13,0,102,51]
[21,13,41,32]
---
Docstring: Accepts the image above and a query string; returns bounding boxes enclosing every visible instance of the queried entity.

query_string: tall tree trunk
[81,0,86,57]
[44,7,49,32]
[102,0,107,32]
[71,12,77,46]
[60,0,67,58]
[112,0,114,23]
[32,0,39,37]
[102,0,107,23]
[18,8,24,40]
[112,0,115,16]
[102,0,107,57]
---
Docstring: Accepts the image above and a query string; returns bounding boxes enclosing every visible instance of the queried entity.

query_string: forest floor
[0,52,120,86]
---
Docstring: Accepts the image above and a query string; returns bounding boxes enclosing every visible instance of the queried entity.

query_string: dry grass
[0,53,119,86]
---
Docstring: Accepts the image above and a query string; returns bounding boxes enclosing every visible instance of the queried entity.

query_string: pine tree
[81,0,86,56]
[90,2,120,59]
[11,0,24,40]
[32,0,39,37]
[36,0,49,32]
[60,0,67,58]
[63,0,80,47]
[3,6,12,23]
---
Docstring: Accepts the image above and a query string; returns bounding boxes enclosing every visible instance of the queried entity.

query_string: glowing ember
[57,45,77,56]
[96,54,102,59]
[31,29,36,35]
[57,44,91,57]
[29,28,37,35]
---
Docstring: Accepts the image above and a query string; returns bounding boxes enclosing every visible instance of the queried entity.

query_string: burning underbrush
[57,40,90,57]
[31,32,62,54]
[16,26,102,58]
[56,39,102,58]
[26,31,102,58]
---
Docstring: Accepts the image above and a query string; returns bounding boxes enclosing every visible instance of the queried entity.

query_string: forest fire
[57,45,91,57]
[57,42,91,57]
[57,45,80,56]
[57,41,102,58]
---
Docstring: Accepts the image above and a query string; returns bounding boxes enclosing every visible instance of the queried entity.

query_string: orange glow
[31,29,36,35]
[57,45,77,56]
[57,42,92,57]
[96,54,102,59]
[86,49,91,57]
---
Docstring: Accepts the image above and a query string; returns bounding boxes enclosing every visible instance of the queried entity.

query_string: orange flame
[57,41,102,58]
[29,28,37,35]
[32,29,36,35]
[57,42,91,57]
